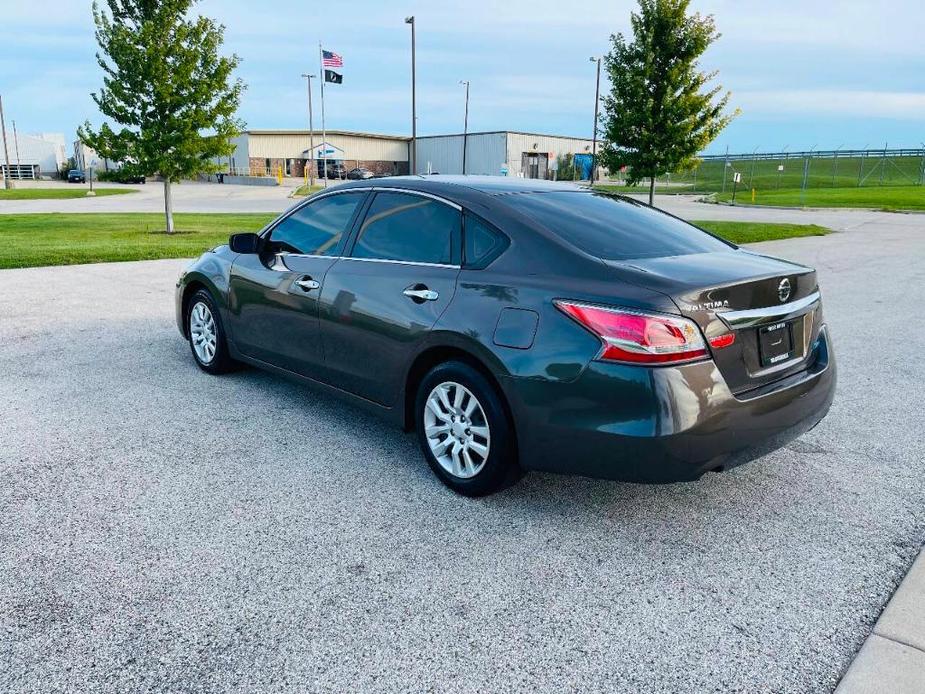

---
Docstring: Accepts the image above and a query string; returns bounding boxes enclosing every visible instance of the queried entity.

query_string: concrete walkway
[836,548,925,693]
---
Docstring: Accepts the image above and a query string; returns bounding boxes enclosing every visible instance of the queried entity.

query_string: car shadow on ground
[167,339,787,525]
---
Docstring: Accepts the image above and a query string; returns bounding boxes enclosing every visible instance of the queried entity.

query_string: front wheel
[186,289,237,374]
[415,361,521,496]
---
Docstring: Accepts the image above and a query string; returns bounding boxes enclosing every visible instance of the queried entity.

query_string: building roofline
[244,129,593,142]
[244,129,410,141]
[416,130,592,141]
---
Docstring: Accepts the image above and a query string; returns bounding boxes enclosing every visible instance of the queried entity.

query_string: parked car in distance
[316,161,346,179]
[67,169,86,183]
[176,176,836,496]
[346,167,375,180]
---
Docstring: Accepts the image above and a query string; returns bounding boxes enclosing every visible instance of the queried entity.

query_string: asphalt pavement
[1,204,923,692]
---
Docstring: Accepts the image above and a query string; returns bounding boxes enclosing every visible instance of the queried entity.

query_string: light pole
[405,16,416,175]
[589,56,602,185]
[0,94,12,189]
[459,80,469,175]
[301,73,316,187]
[12,119,21,178]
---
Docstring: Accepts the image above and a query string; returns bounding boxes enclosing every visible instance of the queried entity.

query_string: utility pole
[12,119,21,178]
[301,73,316,187]
[589,56,602,185]
[459,80,469,175]
[0,94,12,189]
[405,16,416,175]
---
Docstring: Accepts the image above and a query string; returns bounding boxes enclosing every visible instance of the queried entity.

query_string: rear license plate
[758,320,794,367]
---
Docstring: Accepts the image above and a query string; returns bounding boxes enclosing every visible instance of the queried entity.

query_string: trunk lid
[606,250,821,393]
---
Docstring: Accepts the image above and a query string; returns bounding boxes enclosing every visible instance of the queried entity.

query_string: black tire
[415,360,521,496]
[185,289,237,374]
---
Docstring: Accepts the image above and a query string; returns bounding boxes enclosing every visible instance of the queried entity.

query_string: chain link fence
[607,148,925,199]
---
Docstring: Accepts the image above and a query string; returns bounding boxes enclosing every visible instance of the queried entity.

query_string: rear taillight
[555,300,708,365]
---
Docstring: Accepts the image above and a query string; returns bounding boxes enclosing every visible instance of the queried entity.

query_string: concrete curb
[697,199,925,215]
[836,546,925,693]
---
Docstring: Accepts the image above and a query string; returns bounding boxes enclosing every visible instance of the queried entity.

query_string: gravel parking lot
[1,208,923,692]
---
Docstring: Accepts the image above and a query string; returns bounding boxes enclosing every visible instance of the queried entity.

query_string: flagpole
[318,42,328,188]
[301,73,315,188]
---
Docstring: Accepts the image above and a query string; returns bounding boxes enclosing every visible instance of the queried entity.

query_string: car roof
[336,175,587,196]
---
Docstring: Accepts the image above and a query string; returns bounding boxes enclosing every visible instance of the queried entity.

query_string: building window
[265,158,271,175]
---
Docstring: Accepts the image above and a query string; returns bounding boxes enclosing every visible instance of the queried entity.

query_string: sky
[1,0,923,155]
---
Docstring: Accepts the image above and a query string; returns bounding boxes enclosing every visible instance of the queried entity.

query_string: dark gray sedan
[176,176,835,495]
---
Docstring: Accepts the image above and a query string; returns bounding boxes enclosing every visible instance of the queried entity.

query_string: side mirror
[229,232,261,254]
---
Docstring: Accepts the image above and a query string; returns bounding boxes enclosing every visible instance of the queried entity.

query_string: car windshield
[504,191,733,260]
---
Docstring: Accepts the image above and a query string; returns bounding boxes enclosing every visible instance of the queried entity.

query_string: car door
[318,190,462,405]
[227,190,367,377]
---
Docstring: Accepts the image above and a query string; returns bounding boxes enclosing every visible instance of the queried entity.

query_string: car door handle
[403,287,439,302]
[295,276,321,291]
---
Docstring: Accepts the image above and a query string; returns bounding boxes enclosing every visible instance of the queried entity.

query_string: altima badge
[778,278,792,303]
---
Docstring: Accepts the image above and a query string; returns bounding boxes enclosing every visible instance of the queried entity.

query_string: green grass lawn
[671,155,924,192]
[292,183,325,197]
[713,185,925,211]
[0,212,829,270]
[0,187,136,200]
[594,183,697,194]
[0,213,274,269]
[692,220,830,244]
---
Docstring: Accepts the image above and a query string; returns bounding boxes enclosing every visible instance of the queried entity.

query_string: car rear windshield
[504,191,733,260]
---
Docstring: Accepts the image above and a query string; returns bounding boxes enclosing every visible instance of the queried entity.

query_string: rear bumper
[502,326,836,483]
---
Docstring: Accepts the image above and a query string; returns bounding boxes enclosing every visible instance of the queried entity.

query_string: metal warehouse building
[415,131,596,178]
[228,130,410,178]
[0,132,66,180]
[226,129,596,180]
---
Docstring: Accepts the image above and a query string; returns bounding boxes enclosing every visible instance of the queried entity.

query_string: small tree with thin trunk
[79,0,244,233]
[599,0,737,205]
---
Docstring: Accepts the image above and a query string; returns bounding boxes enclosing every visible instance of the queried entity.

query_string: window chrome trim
[274,253,460,270]
[338,256,460,270]
[717,290,821,330]
[261,186,463,267]
[365,187,463,211]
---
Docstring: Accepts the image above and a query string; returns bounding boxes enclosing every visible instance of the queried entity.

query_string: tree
[599,0,737,205]
[79,0,244,233]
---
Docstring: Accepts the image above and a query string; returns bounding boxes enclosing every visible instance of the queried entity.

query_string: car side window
[268,193,363,256]
[351,192,459,265]
[464,213,507,268]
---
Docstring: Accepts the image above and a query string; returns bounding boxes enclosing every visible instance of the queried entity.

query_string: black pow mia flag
[324,70,343,84]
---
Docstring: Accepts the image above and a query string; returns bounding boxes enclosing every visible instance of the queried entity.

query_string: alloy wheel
[423,381,491,479]
[189,301,217,364]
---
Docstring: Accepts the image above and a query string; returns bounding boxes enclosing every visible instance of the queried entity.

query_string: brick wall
[248,157,286,176]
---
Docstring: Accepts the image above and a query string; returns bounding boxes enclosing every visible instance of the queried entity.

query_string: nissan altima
[176,176,835,496]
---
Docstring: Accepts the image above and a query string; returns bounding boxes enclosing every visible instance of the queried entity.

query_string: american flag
[322,50,343,68]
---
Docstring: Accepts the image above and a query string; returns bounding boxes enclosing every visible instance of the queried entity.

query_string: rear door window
[505,191,733,260]
[351,192,460,265]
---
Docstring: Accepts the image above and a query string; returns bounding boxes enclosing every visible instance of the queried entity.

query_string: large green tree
[79,0,244,233]
[599,0,737,204]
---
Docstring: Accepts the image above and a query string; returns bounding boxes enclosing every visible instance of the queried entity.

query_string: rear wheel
[415,361,520,496]
[186,289,236,374]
